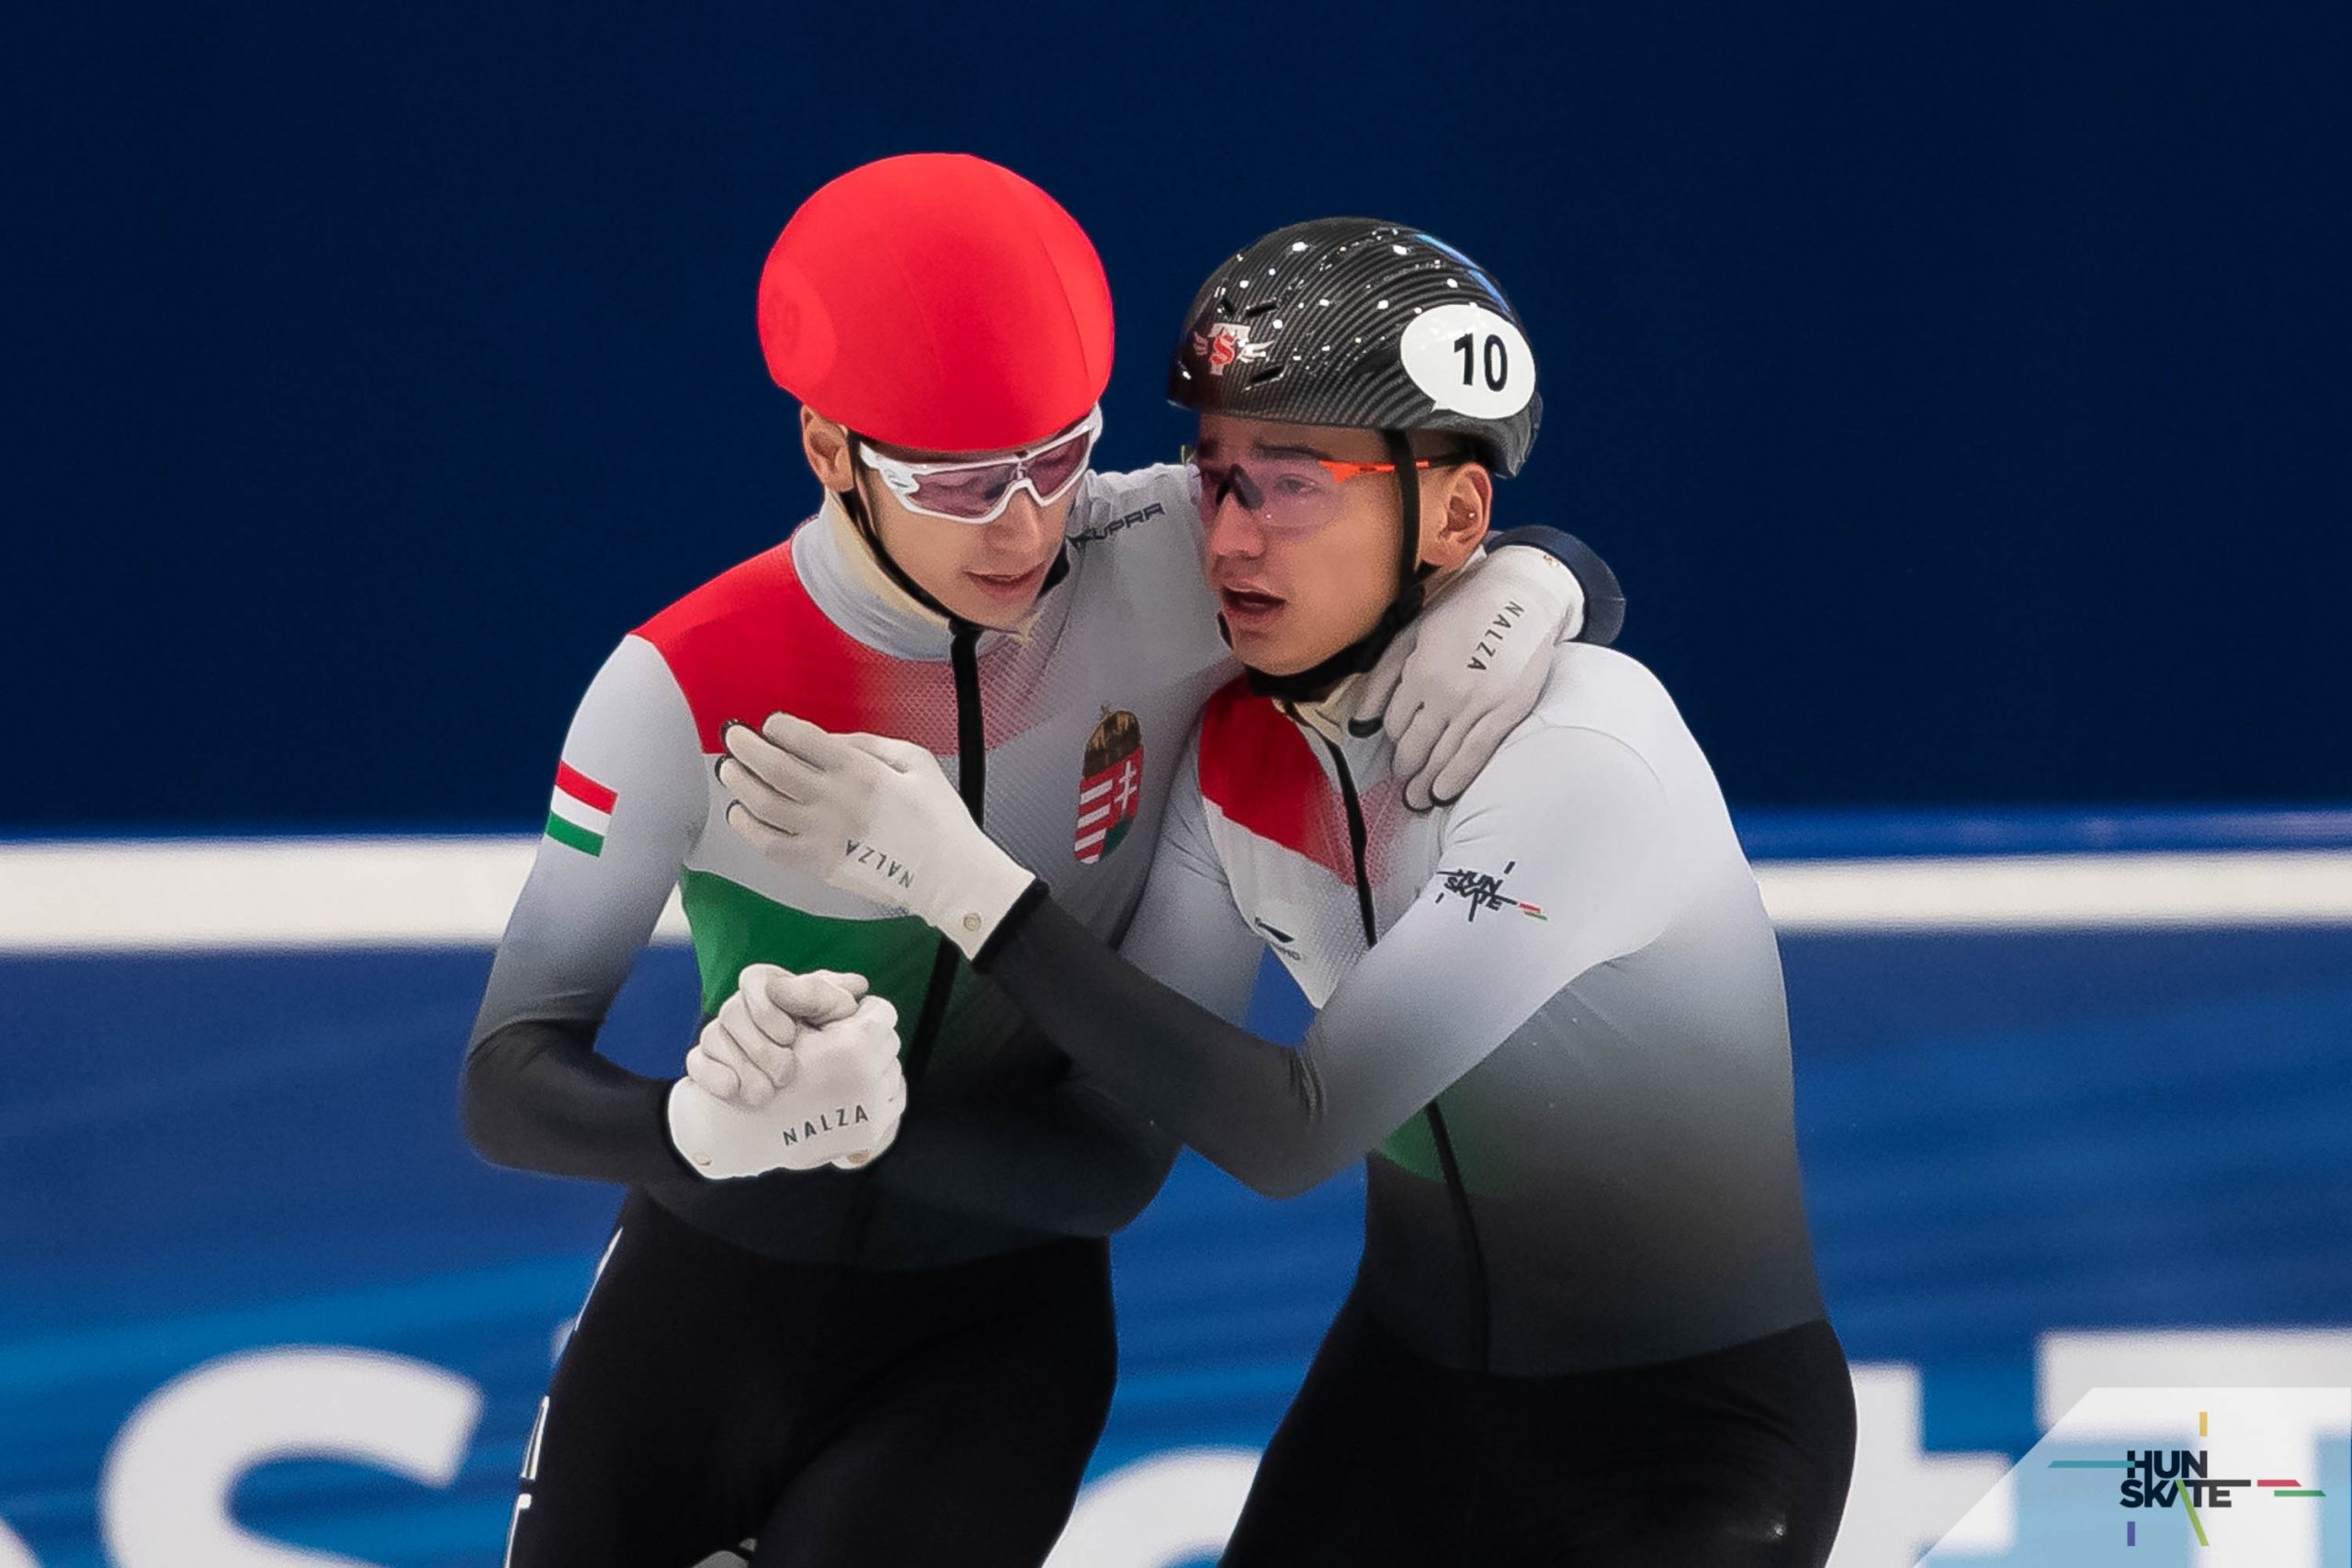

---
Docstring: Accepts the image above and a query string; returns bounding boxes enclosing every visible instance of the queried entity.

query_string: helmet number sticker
[1399,303,1535,421]
[1448,329,1505,389]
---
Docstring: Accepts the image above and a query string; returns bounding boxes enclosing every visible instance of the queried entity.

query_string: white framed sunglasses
[854,405,1104,525]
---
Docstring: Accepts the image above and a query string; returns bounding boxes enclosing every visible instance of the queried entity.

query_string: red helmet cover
[757,152,1114,454]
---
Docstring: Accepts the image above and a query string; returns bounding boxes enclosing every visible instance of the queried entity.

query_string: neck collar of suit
[791,491,1070,661]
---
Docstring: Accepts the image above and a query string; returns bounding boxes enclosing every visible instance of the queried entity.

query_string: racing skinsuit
[974,639,1857,1566]
[460,467,1620,1568]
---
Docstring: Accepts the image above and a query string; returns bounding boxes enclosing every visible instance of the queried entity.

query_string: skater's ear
[1418,457,1493,573]
[801,406,856,493]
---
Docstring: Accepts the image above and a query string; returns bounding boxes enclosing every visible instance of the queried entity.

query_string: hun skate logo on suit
[1433,861,1547,923]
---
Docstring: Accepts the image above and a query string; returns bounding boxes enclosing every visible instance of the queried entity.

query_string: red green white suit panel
[466,467,1238,1265]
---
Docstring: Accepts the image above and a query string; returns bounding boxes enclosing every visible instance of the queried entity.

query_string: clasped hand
[666,962,905,1177]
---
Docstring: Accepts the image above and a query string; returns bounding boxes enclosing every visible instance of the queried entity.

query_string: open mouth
[967,562,1050,596]
[1217,586,1286,626]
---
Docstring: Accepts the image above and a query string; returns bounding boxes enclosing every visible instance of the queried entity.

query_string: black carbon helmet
[1167,217,1540,477]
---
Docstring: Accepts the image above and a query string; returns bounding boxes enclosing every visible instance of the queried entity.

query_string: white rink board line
[3,840,2351,953]
[1760,850,2352,933]
[0,838,694,953]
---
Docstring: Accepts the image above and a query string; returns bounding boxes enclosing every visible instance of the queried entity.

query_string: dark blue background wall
[7,2,2346,831]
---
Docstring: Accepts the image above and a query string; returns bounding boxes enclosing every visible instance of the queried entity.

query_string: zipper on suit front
[838,619,986,1264]
[1317,731,1496,1375]
[903,619,988,1089]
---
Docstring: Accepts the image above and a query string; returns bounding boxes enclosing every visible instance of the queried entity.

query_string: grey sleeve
[977,722,1676,1199]
[459,636,708,1185]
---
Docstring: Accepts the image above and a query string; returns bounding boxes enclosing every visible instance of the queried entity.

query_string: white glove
[1354,546,1581,811]
[666,993,906,1178]
[684,962,868,1108]
[717,714,1037,962]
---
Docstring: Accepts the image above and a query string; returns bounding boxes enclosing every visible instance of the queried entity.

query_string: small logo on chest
[1252,916,1306,962]
[1076,709,1145,864]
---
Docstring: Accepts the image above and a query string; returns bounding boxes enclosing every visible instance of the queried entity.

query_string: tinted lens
[891,423,1096,522]
[903,464,1018,520]
[1189,458,1339,532]
[1185,459,1243,523]
[1021,426,1095,498]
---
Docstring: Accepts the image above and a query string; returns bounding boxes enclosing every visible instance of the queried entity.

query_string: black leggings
[503,1190,1117,1568]
[1221,1289,1857,1568]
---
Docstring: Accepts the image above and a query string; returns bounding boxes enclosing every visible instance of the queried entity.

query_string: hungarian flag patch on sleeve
[546,761,617,856]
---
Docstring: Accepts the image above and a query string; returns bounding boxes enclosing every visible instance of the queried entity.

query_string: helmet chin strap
[836,437,1069,627]
[837,476,956,622]
[1241,429,1431,704]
